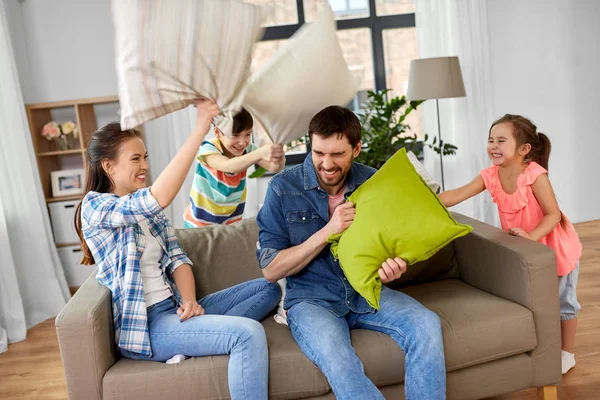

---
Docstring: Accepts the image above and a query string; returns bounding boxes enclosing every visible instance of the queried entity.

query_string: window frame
[258,0,416,165]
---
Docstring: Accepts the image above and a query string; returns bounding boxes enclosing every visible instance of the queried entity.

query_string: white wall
[7,0,117,103]
[487,0,600,222]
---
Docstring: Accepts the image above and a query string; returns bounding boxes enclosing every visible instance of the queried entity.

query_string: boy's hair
[308,106,362,148]
[490,114,551,170]
[232,108,253,135]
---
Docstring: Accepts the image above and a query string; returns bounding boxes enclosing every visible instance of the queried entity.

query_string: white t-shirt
[139,221,172,307]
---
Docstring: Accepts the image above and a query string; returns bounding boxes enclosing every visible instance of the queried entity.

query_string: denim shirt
[256,153,377,317]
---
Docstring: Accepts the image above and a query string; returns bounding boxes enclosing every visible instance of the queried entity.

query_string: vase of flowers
[42,121,79,151]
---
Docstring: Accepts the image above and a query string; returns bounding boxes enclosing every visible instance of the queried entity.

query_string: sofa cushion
[103,355,230,400]
[267,279,536,399]
[404,279,537,371]
[103,279,536,400]
[102,279,536,400]
[175,219,263,299]
[264,319,331,399]
[328,149,472,309]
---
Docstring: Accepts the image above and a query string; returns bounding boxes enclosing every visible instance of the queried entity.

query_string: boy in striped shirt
[184,108,285,227]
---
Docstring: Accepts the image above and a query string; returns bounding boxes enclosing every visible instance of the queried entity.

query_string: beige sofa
[56,214,561,400]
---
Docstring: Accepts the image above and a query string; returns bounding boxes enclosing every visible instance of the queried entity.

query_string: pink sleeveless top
[480,162,581,276]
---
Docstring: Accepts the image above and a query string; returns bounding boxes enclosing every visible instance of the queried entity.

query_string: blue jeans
[287,286,446,400]
[120,278,281,400]
[558,262,580,320]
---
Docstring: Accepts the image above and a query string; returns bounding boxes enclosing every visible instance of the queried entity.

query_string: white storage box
[57,245,95,287]
[48,200,80,244]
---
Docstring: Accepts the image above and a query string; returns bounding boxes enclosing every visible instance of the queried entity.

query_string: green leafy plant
[248,165,268,178]
[356,90,457,170]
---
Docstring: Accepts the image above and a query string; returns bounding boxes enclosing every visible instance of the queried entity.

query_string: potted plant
[356,90,457,170]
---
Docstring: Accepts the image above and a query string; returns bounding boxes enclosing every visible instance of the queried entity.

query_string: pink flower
[42,121,61,140]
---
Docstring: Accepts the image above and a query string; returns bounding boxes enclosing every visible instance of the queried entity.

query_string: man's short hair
[308,106,361,148]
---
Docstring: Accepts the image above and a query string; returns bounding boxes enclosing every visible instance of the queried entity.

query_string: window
[244,0,299,26]
[337,28,374,91]
[246,0,418,164]
[375,0,415,16]
[304,0,370,21]
[383,27,422,138]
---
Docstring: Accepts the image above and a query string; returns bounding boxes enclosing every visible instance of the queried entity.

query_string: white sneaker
[561,350,576,374]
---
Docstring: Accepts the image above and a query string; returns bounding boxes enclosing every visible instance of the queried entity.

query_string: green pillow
[328,149,472,309]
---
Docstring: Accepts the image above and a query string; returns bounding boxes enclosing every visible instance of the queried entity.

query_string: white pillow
[407,150,441,194]
[112,0,263,131]
[243,7,359,145]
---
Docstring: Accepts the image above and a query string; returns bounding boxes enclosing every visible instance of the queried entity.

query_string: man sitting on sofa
[256,105,446,399]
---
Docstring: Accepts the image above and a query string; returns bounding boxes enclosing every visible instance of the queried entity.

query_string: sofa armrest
[452,213,561,387]
[55,270,117,400]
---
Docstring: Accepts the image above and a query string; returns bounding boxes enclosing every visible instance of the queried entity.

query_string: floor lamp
[406,56,466,191]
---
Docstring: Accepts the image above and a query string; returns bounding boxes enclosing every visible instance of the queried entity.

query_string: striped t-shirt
[184,138,258,227]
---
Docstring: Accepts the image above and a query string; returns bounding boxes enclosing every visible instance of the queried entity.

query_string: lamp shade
[406,56,466,101]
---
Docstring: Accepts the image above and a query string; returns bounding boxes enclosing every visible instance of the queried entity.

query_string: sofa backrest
[385,243,460,290]
[176,218,460,298]
[175,219,263,299]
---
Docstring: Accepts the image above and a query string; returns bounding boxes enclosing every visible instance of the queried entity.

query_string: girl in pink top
[439,114,582,375]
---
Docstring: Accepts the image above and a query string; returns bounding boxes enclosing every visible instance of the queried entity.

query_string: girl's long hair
[490,114,567,227]
[490,114,551,170]
[74,123,141,265]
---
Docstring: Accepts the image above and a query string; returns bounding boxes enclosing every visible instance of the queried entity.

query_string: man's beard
[316,167,348,188]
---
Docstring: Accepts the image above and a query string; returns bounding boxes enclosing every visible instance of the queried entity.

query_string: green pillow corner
[327,148,472,309]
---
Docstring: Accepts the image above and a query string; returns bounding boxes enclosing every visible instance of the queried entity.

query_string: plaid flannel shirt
[81,188,192,356]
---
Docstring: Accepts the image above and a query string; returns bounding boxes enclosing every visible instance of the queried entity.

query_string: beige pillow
[112,0,263,131]
[407,151,441,194]
[243,7,359,145]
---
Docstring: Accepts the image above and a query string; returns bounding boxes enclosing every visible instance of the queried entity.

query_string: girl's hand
[192,99,220,137]
[177,301,205,321]
[509,227,533,240]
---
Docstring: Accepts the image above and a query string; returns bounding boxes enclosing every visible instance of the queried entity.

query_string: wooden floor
[488,220,600,400]
[0,221,598,400]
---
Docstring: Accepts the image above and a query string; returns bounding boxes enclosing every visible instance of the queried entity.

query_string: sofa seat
[102,279,536,400]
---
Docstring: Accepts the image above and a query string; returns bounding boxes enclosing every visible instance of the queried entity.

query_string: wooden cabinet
[25,96,120,245]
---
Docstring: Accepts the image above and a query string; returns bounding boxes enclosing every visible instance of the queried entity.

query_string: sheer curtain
[0,0,70,353]
[415,0,499,226]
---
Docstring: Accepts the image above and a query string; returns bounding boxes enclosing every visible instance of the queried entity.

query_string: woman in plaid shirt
[74,100,281,399]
